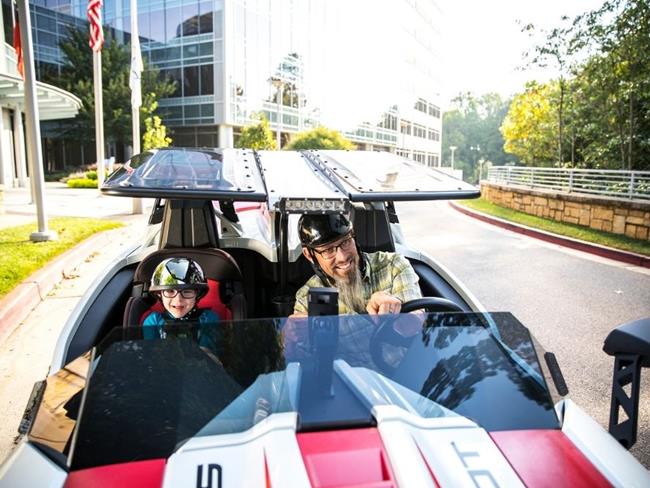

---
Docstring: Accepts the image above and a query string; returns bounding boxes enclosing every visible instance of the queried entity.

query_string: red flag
[13,19,23,79]
[87,0,104,52]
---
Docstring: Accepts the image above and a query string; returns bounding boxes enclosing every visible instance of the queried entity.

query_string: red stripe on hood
[297,428,397,487]
[490,430,612,487]
[64,459,166,488]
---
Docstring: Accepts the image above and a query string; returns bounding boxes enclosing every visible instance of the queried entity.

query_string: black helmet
[150,258,208,297]
[298,213,353,248]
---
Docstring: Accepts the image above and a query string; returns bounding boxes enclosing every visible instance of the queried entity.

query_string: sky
[438,0,606,108]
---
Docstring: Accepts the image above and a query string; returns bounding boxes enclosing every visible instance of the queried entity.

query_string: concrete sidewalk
[0,183,152,463]
[1,182,150,228]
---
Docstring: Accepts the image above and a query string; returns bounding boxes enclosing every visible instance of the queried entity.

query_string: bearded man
[292,213,422,316]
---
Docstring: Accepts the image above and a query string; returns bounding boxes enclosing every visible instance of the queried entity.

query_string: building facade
[27,0,442,167]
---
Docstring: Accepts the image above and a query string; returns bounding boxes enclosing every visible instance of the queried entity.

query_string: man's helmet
[298,213,353,248]
[150,258,208,298]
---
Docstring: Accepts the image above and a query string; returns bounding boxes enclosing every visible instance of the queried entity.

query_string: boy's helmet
[150,258,208,298]
[298,213,353,248]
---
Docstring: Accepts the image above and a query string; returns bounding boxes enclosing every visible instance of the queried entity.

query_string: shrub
[67,178,98,189]
[142,115,172,151]
[85,170,98,180]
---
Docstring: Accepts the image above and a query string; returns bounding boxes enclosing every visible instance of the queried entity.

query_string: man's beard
[334,262,366,313]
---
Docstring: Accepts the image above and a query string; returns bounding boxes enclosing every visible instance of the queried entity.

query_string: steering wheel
[370,297,464,375]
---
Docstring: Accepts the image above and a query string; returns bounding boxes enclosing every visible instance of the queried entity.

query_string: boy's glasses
[313,234,355,260]
[161,289,198,299]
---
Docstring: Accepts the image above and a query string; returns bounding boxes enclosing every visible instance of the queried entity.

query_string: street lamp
[270,77,285,149]
[470,145,481,183]
[449,146,457,169]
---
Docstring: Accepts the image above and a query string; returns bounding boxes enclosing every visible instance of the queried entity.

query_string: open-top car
[0,149,648,487]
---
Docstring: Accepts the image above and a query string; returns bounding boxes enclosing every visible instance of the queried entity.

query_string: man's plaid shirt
[290,251,422,366]
[294,251,422,315]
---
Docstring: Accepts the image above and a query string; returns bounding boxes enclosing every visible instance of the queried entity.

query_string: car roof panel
[102,148,267,201]
[102,148,478,203]
[256,150,346,210]
[310,150,479,201]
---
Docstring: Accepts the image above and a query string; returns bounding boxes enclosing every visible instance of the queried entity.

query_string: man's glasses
[161,289,198,299]
[313,235,355,260]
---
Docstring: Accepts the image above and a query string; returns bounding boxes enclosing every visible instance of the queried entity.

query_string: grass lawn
[0,217,123,298]
[457,198,650,257]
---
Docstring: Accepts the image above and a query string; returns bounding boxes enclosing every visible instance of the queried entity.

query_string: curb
[449,202,650,269]
[0,231,111,345]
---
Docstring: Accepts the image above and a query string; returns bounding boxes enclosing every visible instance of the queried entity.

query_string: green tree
[442,92,518,183]
[522,17,579,165]
[285,126,355,150]
[523,0,650,170]
[235,113,276,150]
[501,81,558,166]
[45,28,176,161]
[569,0,650,169]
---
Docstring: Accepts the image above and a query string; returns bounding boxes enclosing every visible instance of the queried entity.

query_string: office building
[0,0,80,187]
[18,0,442,168]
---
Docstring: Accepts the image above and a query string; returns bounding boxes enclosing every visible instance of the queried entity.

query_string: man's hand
[366,291,402,315]
[282,314,309,358]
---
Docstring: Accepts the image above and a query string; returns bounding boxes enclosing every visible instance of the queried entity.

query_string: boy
[144,258,220,350]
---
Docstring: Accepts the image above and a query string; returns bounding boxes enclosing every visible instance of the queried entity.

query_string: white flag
[129,0,143,109]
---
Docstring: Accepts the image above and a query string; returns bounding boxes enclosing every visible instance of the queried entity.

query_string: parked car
[0,148,648,487]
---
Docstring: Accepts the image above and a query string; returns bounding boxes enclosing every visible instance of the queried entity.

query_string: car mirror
[603,317,650,449]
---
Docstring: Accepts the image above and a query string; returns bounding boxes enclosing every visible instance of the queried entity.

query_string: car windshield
[29,312,562,470]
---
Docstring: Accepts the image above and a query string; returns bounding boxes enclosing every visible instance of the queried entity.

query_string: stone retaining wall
[481,182,650,241]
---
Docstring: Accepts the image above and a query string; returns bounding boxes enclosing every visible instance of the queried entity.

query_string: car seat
[351,204,395,253]
[123,248,246,326]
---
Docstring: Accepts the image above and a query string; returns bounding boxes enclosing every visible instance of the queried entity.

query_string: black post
[608,353,642,448]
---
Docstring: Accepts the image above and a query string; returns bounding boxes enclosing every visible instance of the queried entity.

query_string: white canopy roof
[0,72,81,120]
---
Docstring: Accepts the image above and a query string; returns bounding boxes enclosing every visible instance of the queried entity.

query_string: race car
[0,148,648,487]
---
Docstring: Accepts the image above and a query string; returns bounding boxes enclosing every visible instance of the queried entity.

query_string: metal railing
[487,166,650,201]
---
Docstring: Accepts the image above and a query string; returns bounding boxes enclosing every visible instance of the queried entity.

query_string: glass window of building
[185,104,200,118]
[201,104,214,117]
[199,2,213,34]
[37,31,57,46]
[138,12,150,40]
[182,1,199,36]
[200,64,214,95]
[162,105,183,120]
[184,65,200,96]
[166,5,182,40]
[37,13,56,31]
[161,68,183,97]
[150,9,165,42]
[183,44,199,59]
[199,42,213,56]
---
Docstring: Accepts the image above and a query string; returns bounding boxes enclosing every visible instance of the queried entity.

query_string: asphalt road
[397,200,650,468]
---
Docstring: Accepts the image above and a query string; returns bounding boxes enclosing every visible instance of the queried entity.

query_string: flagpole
[130,0,142,214]
[87,0,105,191]
[93,51,105,190]
[17,0,57,241]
